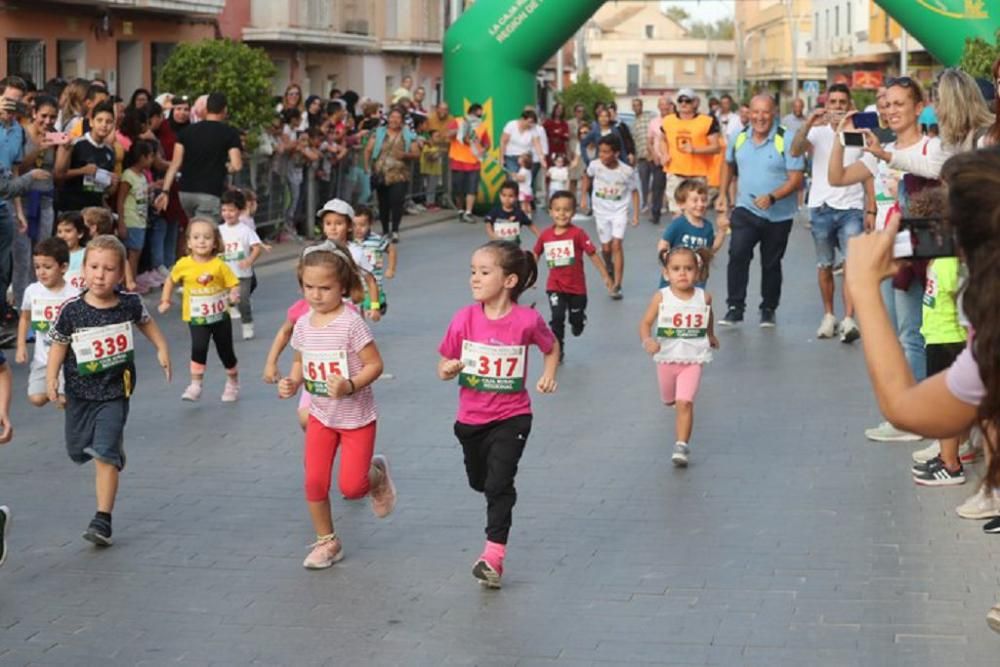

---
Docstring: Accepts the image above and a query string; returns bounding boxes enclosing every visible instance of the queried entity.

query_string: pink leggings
[304,416,377,502]
[656,362,703,405]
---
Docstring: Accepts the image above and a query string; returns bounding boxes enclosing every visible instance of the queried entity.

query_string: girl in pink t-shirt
[276,242,397,570]
[438,240,560,588]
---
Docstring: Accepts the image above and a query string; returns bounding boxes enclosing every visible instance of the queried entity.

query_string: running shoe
[672,442,690,467]
[865,421,922,442]
[472,542,504,589]
[0,505,10,567]
[461,212,476,224]
[816,313,837,339]
[221,381,240,403]
[956,487,1000,520]
[839,316,860,343]
[242,323,255,340]
[759,308,776,328]
[369,455,397,518]
[988,605,1000,634]
[610,286,623,301]
[83,514,113,547]
[303,534,344,569]
[913,463,965,486]
[911,455,954,475]
[229,306,241,320]
[719,307,743,326]
[181,382,203,402]
[984,516,1000,534]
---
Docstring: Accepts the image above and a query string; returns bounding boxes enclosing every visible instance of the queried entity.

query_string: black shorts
[926,342,966,377]
[451,169,480,197]
[65,396,130,470]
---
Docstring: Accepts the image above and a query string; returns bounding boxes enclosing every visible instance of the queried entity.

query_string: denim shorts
[65,396,129,470]
[125,226,146,251]
[809,205,863,268]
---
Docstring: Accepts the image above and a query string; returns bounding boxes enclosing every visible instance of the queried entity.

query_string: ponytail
[479,240,537,303]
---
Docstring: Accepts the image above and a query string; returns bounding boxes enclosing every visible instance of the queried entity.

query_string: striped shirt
[632,112,651,160]
[291,307,377,429]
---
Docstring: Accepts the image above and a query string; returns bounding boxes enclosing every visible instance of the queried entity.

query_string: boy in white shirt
[581,135,639,299]
[219,190,263,340]
[15,237,79,406]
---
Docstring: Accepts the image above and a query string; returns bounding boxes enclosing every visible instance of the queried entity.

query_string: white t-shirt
[502,120,536,157]
[517,167,533,199]
[220,222,263,279]
[548,166,569,195]
[347,241,374,274]
[586,159,635,220]
[806,125,864,210]
[22,281,79,366]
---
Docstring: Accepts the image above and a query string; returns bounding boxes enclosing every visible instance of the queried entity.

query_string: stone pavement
[0,211,998,666]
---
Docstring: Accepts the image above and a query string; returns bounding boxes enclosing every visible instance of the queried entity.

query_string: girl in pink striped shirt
[277,242,397,570]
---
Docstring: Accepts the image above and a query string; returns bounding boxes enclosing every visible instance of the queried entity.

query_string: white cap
[316,198,355,218]
[676,88,697,101]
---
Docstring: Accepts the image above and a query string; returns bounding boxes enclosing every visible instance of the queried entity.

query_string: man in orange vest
[447,103,490,223]
[657,88,722,217]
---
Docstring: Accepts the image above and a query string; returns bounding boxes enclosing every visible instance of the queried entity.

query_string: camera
[893,217,956,259]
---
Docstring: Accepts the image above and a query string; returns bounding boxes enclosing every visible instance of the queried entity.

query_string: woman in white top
[499,109,548,174]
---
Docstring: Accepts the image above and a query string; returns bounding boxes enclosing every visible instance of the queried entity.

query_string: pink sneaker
[473,541,505,588]
[369,455,397,518]
[181,382,202,401]
[221,381,240,402]
[302,534,343,569]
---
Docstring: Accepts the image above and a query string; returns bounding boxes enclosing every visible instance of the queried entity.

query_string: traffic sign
[803,80,821,96]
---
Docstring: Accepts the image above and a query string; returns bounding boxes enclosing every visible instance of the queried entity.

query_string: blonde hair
[186,217,224,256]
[83,234,127,271]
[935,68,995,150]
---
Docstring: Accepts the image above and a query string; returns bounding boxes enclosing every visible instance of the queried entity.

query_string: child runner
[546,153,574,200]
[484,180,538,246]
[115,141,154,294]
[158,218,241,402]
[16,237,79,406]
[638,246,719,467]
[513,152,534,219]
[47,234,172,546]
[0,350,11,566]
[277,242,397,569]
[318,198,381,321]
[219,190,263,340]
[82,207,136,291]
[56,211,89,291]
[353,206,396,316]
[581,135,638,300]
[239,188,258,230]
[533,190,613,363]
[437,241,559,588]
[656,179,725,288]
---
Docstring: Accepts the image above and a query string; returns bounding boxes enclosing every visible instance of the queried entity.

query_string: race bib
[657,303,710,338]
[222,240,245,262]
[302,349,350,397]
[31,297,65,332]
[459,340,526,393]
[363,247,382,271]
[493,220,520,240]
[83,168,113,192]
[543,239,575,267]
[66,272,86,290]
[923,274,937,308]
[71,322,134,376]
[190,291,228,325]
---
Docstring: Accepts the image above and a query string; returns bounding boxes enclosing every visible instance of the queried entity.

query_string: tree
[556,70,615,122]
[958,31,1000,79]
[664,5,689,24]
[689,17,735,40]
[158,39,276,138]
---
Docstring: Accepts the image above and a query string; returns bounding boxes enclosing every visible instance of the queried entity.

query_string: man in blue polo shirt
[0,76,27,343]
[716,94,804,327]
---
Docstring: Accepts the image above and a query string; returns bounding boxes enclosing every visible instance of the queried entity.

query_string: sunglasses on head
[887,76,917,88]
[677,97,693,104]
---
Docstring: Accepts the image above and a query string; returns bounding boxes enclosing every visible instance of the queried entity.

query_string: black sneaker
[913,463,965,487]
[912,455,945,475]
[719,307,743,326]
[571,317,586,337]
[83,514,113,547]
[760,308,777,328]
[0,505,10,567]
[610,286,623,301]
[984,516,1000,534]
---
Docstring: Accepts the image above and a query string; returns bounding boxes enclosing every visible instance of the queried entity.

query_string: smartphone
[893,217,956,259]
[840,131,865,148]
[2,98,28,116]
[44,132,69,145]
[852,112,880,130]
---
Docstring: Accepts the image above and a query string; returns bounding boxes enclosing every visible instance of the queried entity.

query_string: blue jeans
[881,278,926,381]
[809,205,863,268]
[149,214,178,269]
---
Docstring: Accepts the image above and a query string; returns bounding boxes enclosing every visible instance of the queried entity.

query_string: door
[627,63,640,96]
[116,41,143,97]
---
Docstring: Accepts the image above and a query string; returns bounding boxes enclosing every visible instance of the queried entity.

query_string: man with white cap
[656,87,722,216]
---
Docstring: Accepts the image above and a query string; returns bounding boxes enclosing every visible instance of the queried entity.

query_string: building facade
[584,1,736,107]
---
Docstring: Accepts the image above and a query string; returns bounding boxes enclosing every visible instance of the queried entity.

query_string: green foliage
[157,39,276,137]
[689,18,735,40]
[556,71,615,122]
[664,5,690,24]
[958,32,1000,79]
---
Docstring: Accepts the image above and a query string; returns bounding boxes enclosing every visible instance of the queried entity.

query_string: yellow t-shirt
[170,256,238,322]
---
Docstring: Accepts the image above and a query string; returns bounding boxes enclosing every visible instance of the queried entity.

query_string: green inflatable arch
[444,0,1000,204]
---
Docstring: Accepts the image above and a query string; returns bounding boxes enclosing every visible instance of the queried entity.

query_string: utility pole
[786,0,798,106]
[900,29,909,77]
[557,44,564,92]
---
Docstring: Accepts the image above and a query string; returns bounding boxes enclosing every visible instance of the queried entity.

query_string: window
[825,10,829,38]
[683,59,696,75]
[645,24,654,39]
[653,58,673,84]
[6,40,45,87]
[627,63,639,96]
[58,40,86,79]
[151,43,176,95]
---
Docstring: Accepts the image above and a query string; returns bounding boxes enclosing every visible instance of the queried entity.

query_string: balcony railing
[244,0,375,46]
[55,0,224,14]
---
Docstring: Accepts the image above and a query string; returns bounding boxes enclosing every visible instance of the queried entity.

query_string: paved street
[0,211,998,666]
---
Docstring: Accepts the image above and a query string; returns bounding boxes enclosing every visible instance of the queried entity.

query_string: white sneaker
[839,316,860,343]
[229,306,241,320]
[865,421,922,442]
[816,313,837,339]
[956,487,1000,520]
[242,323,255,340]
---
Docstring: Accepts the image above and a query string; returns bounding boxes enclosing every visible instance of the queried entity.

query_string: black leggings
[376,181,407,236]
[189,316,238,371]
[547,291,588,345]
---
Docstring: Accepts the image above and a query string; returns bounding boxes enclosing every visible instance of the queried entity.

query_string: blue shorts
[125,226,146,251]
[65,397,129,470]
[809,205,863,268]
